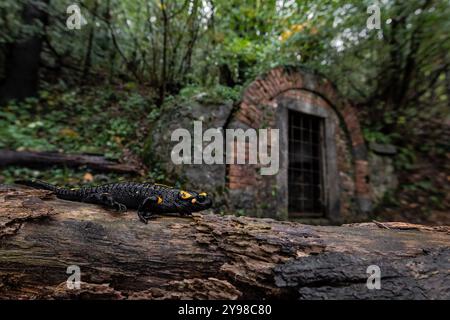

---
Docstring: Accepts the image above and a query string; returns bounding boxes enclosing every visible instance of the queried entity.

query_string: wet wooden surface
[0,186,449,299]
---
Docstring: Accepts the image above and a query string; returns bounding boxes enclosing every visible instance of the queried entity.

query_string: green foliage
[235,209,247,217]
[0,0,30,43]
[395,146,417,170]
[177,84,242,105]
[2,0,449,117]
[145,164,168,184]
[0,83,156,159]
[363,128,392,145]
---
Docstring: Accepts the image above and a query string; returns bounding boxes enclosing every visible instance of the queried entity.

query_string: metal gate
[288,110,324,217]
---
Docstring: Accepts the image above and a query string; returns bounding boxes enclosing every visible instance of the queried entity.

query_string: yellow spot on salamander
[199,192,207,196]
[180,191,192,199]
[157,196,163,205]
[191,198,197,204]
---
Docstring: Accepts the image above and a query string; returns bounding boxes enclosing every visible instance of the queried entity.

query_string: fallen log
[0,149,141,175]
[0,185,449,300]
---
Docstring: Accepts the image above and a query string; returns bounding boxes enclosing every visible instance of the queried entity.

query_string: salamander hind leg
[179,210,192,217]
[82,192,127,213]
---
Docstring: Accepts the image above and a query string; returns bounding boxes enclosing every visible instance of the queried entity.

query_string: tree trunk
[81,0,98,82]
[0,150,141,175]
[158,0,168,107]
[0,186,449,300]
[0,0,49,104]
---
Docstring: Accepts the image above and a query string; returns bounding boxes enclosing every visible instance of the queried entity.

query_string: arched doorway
[226,66,371,221]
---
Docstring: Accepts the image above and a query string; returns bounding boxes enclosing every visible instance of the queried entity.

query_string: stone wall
[143,96,233,210]
[368,142,399,205]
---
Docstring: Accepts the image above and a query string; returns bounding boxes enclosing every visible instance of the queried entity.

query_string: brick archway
[227,66,372,218]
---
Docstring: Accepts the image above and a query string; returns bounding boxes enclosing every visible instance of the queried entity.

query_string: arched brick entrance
[226,66,371,221]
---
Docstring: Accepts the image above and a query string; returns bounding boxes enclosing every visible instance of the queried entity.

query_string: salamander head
[173,189,212,213]
[155,188,212,213]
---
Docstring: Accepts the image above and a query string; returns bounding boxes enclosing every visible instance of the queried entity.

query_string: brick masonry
[226,66,372,219]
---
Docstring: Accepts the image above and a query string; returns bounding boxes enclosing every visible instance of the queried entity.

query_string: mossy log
[0,149,141,174]
[0,186,449,300]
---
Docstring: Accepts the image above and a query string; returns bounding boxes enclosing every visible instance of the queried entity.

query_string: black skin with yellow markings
[15,180,212,224]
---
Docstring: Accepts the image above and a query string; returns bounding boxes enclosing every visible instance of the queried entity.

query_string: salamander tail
[15,179,58,191]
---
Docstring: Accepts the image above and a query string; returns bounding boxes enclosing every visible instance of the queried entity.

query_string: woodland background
[0,0,449,223]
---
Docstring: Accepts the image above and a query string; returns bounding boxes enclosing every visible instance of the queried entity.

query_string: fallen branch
[0,149,141,175]
[0,186,449,299]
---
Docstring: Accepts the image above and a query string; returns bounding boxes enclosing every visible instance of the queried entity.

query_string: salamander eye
[179,191,192,200]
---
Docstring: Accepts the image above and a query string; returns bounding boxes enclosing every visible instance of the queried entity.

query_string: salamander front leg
[137,196,161,224]
[179,210,192,217]
[137,211,158,224]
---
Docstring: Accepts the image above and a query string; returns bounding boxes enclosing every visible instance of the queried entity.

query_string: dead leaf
[59,128,79,138]
[83,173,94,182]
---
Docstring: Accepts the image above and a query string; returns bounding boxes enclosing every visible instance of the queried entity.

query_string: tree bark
[0,150,141,175]
[81,0,98,82]
[158,0,169,107]
[0,186,449,300]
